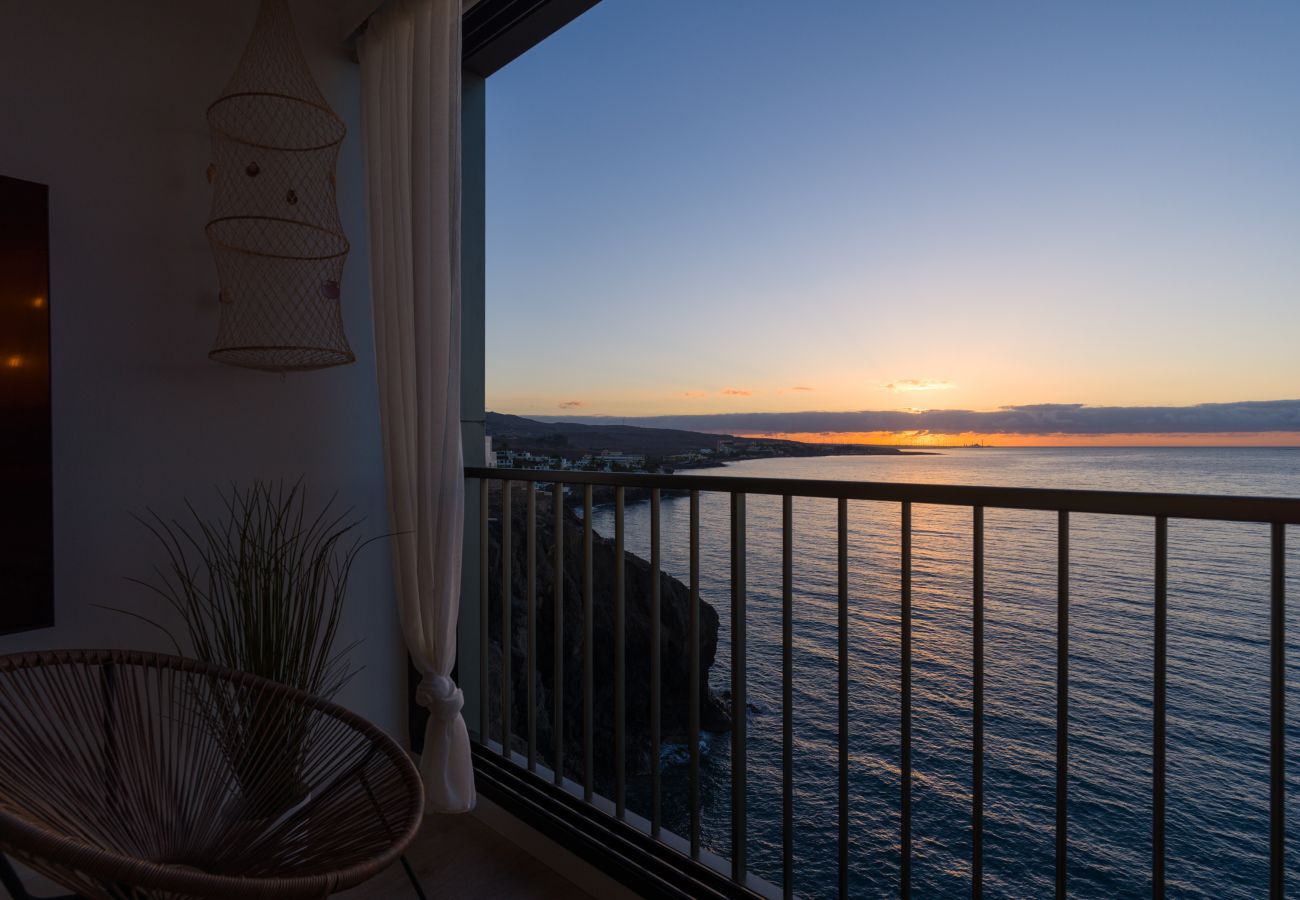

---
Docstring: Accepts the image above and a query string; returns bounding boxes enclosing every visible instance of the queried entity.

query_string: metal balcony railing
[463,466,1300,899]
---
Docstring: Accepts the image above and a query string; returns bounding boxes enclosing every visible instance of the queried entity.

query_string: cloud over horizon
[721,388,753,396]
[887,379,955,392]
[536,399,1300,436]
[558,400,584,409]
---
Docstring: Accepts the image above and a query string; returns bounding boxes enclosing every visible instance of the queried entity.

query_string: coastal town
[484,411,921,474]
[490,441,754,473]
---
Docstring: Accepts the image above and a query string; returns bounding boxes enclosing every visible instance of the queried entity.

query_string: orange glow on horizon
[4,355,23,369]
[735,430,1300,448]
[30,297,45,309]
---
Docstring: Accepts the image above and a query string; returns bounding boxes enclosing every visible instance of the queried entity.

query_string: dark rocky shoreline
[486,483,730,789]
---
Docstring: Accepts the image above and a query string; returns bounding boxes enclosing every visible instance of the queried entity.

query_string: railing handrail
[464,466,1300,524]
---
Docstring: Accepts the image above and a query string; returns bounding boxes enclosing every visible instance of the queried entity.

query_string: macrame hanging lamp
[205,0,355,372]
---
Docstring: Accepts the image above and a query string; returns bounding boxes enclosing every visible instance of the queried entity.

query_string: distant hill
[486,412,756,456]
[485,412,909,459]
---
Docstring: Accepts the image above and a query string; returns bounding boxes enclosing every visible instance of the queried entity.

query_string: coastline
[581,449,940,507]
[664,446,940,474]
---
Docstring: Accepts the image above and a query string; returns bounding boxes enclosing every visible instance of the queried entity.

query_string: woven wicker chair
[0,650,424,900]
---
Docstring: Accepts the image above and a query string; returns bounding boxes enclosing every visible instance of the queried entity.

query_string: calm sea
[591,448,1300,899]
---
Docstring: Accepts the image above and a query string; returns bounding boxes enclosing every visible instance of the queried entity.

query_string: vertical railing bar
[901,501,912,899]
[615,486,626,819]
[479,478,489,744]
[782,494,794,900]
[1056,510,1069,899]
[651,488,662,839]
[1153,516,1167,899]
[689,489,702,861]
[583,484,594,803]
[527,481,537,772]
[553,482,564,787]
[1270,521,1285,900]
[501,481,513,760]
[973,506,985,899]
[838,497,849,900]
[731,492,748,884]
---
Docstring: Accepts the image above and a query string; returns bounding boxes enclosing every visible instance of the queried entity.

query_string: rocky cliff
[486,483,729,787]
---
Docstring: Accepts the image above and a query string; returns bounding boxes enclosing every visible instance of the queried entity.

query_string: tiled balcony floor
[337,810,591,899]
[6,810,591,900]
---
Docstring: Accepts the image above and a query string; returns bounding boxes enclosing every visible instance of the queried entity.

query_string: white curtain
[359,0,475,814]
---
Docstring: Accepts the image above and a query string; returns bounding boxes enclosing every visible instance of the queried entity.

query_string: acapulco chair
[0,649,425,899]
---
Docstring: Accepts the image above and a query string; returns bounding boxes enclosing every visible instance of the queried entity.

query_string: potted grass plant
[120,480,378,813]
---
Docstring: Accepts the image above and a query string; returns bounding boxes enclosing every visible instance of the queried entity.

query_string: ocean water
[590,448,1300,898]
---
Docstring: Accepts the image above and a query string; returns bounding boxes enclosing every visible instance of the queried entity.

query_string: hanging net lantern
[205,0,354,372]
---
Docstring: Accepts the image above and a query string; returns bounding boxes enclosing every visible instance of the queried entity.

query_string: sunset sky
[485,1,1300,445]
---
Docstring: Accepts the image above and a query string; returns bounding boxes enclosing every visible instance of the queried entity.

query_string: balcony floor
[337,810,591,899]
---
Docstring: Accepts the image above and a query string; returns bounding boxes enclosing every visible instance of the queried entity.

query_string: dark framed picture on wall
[0,175,53,634]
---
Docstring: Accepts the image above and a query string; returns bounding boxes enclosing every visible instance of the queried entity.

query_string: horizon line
[491,398,1300,444]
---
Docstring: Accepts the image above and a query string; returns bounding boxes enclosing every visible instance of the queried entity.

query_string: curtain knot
[417,672,464,721]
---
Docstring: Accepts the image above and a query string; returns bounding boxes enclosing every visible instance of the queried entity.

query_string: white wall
[0,0,404,739]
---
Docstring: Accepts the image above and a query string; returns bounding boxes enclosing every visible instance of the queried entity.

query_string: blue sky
[485,1,1300,438]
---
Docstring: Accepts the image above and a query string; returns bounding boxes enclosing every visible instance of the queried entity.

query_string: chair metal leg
[398,855,427,900]
[0,854,80,900]
[0,855,29,900]
[357,770,426,900]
